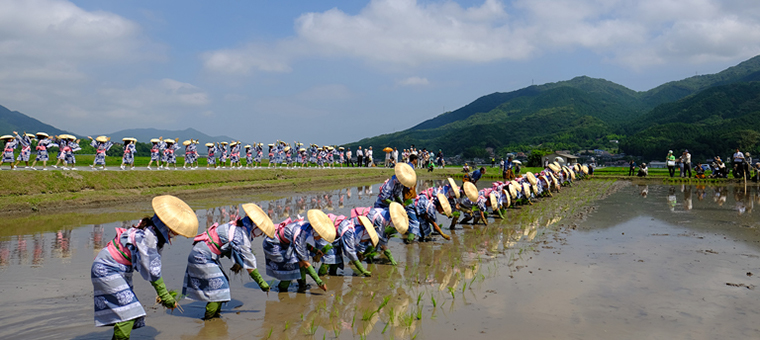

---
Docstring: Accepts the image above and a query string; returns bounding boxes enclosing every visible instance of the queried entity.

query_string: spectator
[356,146,363,167]
[732,148,746,178]
[637,163,648,177]
[680,150,692,178]
[346,147,353,167]
[695,162,706,179]
[384,148,391,167]
[503,156,514,180]
[393,147,399,166]
[666,150,676,177]
[628,160,636,176]
[365,146,373,167]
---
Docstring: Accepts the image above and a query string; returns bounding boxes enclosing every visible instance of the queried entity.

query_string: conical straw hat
[582,165,589,174]
[436,193,452,217]
[357,216,379,246]
[151,195,198,238]
[205,142,214,147]
[244,144,251,148]
[242,203,275,238]
[501,189,511,207]
[522,182,531,197]
[395,163,417,188]
[123,137,137,142]
[490,192,499,210]
[525,172,538,185]
[447,178,460,198]
[36,132,49,138]
[568,168,576,180]
[307,209,337,243]
[389,202,409,234]
[284,146,290,152]
[532,184,539,196]
[550,173,559,186]
[96,136,108,143]
[150,138,160,143]
[508,181,519,198]
[548,164,560,173]
[463,182,478,202]
[0,135,13,140]
[183,140,191,146]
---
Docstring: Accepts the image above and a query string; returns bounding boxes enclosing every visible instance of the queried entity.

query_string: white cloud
[202,0,760,72]
[398,76,430,86]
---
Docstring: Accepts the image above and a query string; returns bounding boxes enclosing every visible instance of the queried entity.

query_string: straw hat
[357,216,379,246]
[60,134,76,140]
[582,165,589,174]
[389,202,409,234]
[284,146,291,152]
[165,139,175,144]
[508,181,519,198]
[339,147,345,151]
[123,137,137,142]
[36,132,49,138]
[550,173,559,186]
[299,147,306,152]
[532,184,539,196]
[395,163,417,188]
[501,189,511,207]
[490,192,499,210]
[151,195,199,238]
[436,193,452,217]
[93,136,107,143]
[525,172,538,185]
[242,203,275,238]
[221,141,228,145]
[232,141,240,147]
[447,178,460,198]
[548,164,560,173]
[0,135,13,140]
[522,182,531,197]
[24,133,35,138]
[244,144,251,148]
[268,143,274,147]
[307,209,337,243]
[568,168,576,180]
[463,182,478,202]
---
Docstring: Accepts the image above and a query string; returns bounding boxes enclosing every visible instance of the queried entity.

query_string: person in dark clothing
[628,160,636,176]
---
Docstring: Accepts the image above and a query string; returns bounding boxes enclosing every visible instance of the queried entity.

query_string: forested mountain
[0,105,73,136]
[346,55,760,159]
[620,82,760,161]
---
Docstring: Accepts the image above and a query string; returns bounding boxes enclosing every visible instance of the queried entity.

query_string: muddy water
[1,181,760,339]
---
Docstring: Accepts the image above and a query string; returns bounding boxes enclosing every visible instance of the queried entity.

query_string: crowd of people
[0,132,451,172]
[91,155,590,339]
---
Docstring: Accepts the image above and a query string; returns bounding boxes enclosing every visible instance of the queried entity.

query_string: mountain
[620,82,760,161]
[346,55,760,157]
[105,128,238,144]
[0,105,74,136]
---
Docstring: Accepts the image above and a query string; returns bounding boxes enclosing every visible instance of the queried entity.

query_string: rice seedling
[362,308,377,321]
[304,319,317,335]
[284,321,290,331]
[416,292,424,306]
[388,306,396,324]
[377,295,391,312]
[300,313,304,321]
[447,286,455,299]
[352,314,356,328]
[462,282,467,292]
[382,321,390,334]
[333,327,340,338]
[431,296,437,308]
[415,307,422,320]
[266,327,273,339]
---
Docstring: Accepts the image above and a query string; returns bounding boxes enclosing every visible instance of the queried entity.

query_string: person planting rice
[262,209,336,292]
[182,203,272,320]
[31,132,53,170]
[146,138,162,170]
[451,182,488,229]
[463,167,486,184]
[314,214,379,277]
[88,135,113,170]
[359,203,408,266]
[91,195,198,340]
[414,192,453,240]
[375,163,417,209]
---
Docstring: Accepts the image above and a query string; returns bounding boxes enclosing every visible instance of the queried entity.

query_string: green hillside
[346,55,760,158]
[621,82,760,161]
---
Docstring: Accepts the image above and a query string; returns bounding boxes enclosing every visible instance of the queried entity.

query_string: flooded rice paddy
[1,180,760,339]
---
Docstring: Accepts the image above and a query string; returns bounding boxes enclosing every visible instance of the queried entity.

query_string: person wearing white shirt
[356,146,364,167]
[366,147,373,167]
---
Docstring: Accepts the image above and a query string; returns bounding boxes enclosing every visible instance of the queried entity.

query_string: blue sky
[1,0,759,144]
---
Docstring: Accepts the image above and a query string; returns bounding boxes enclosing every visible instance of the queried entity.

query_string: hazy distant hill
[0,105,74,136]
[106,128,239,144]
[347,55,760,157]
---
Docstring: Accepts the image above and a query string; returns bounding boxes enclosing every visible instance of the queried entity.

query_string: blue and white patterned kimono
[165,143,179,164]
[458,193,486,221]
[158,141,168,163]
[314,216,343,268]
[367,208,393,248]
[91,140,114,165]
[275,144,284,164]
[300,150,308,165]
[65,141,81,165]
[35,138,54,161]
[207,145,217,165]
[16,134,31,162]
[285,149,292,165]
[150,143,160,162]
[254,145,263,163]
[412,194,438,238]
[229,144,240,163]
[91,216,170,328]
[183,220,258,302]
[262,218,314,281]
[220,144,228,163]
[2,137,19,162]
[122,143,136,165]
[374,176,403,209]
[54,137,67,161]
[188,143,198,164]
[246,148,253,164]
[309,146,317,163]
[184,144,193,165]
[338,217,372,263]
[317,150,326,167]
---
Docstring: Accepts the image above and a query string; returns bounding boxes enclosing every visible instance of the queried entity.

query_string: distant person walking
[666,150,676,177]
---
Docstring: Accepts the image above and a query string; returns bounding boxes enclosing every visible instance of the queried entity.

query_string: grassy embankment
[0,168,396,214]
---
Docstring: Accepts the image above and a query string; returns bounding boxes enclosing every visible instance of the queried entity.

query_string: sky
[1,0,760,144]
